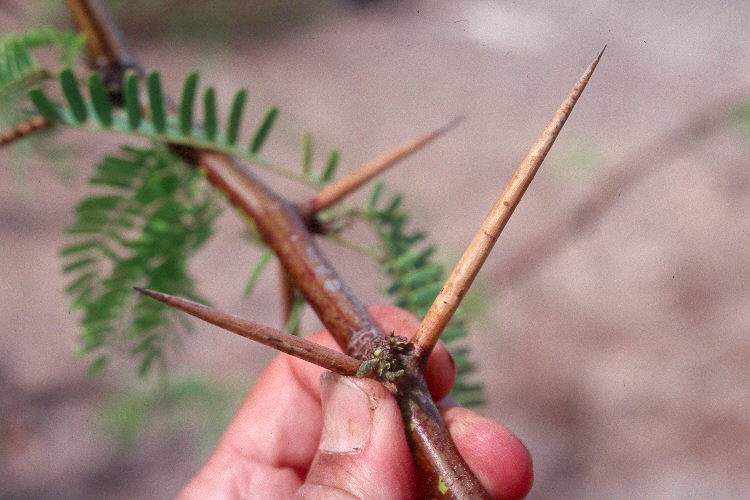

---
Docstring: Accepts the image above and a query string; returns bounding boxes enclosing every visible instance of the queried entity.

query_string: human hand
[179,305,533,499]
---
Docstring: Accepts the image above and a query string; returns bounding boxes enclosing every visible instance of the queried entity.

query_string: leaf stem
[0,115,50,148]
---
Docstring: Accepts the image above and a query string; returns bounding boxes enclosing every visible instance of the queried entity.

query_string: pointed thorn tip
[597,44,607,61]
[133,287,168,303]
[436,115,466,136]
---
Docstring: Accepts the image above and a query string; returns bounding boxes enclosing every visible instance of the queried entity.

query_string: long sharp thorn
[133,287,363,376]
[303,115,465,215]
[411,47,605,361]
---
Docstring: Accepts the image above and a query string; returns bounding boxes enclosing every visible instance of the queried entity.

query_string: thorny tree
[0,1,603,498]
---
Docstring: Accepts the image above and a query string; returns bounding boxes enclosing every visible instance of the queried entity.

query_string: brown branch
[300,116,464,216]
[0,116,50,148]
[134,287,364,376]
[496,92,744,290]
[411,46,606,361]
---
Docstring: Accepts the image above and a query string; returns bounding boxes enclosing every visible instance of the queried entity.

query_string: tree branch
[411,46,606,361]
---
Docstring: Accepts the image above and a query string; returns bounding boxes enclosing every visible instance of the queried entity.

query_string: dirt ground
[2,1,749,498]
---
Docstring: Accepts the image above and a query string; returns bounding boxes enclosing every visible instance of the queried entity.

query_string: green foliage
[61,145,220,376]
[100,374,237,449]
[0,28,83,102]
[734,100,750,134]
[26,68,311,182]
[0,28,84,175]
[363,182,486,407]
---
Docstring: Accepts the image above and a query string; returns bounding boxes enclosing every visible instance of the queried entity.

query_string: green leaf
[62,146,220,379]
[250,107,278,154]
[62,256,97,273]
[225,88,246,146]
[65,271,96,295]
[60,239,100,256]
[28,88,62,122]
[138,349,160,376]
[367,182,385,211]
[123,69,141,130]
[86,355,108,377]
[321,149,339,182]
[179,70,199,136]
[147,71,166,133]
[401,265,442,288]
[87,72,113,127]
[386,194,403,212]
[75,194,122,212]
[243,249,273,297]
[302,132,313,176]
[203,86,217,140]
[285,297,305,336]
[59,68,87,123]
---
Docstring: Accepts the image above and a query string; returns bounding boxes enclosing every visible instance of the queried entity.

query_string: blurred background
[1,1,749,498]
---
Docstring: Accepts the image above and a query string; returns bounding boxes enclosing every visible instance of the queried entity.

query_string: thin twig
[134,287,364,376]
[301,116,464,215]
[0,116,50,148]
[411,47,606,361]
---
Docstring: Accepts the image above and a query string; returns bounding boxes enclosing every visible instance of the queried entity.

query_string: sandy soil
[2,1,749,498]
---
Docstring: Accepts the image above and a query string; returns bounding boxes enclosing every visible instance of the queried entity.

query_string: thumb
[297,372,418,500]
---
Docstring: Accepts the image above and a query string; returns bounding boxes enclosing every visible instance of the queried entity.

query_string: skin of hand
[179,305,533,499]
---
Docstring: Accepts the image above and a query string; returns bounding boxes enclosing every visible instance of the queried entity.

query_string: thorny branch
[64,1,602,497]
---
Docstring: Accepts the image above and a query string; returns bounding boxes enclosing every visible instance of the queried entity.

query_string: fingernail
[319,372,373,454]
